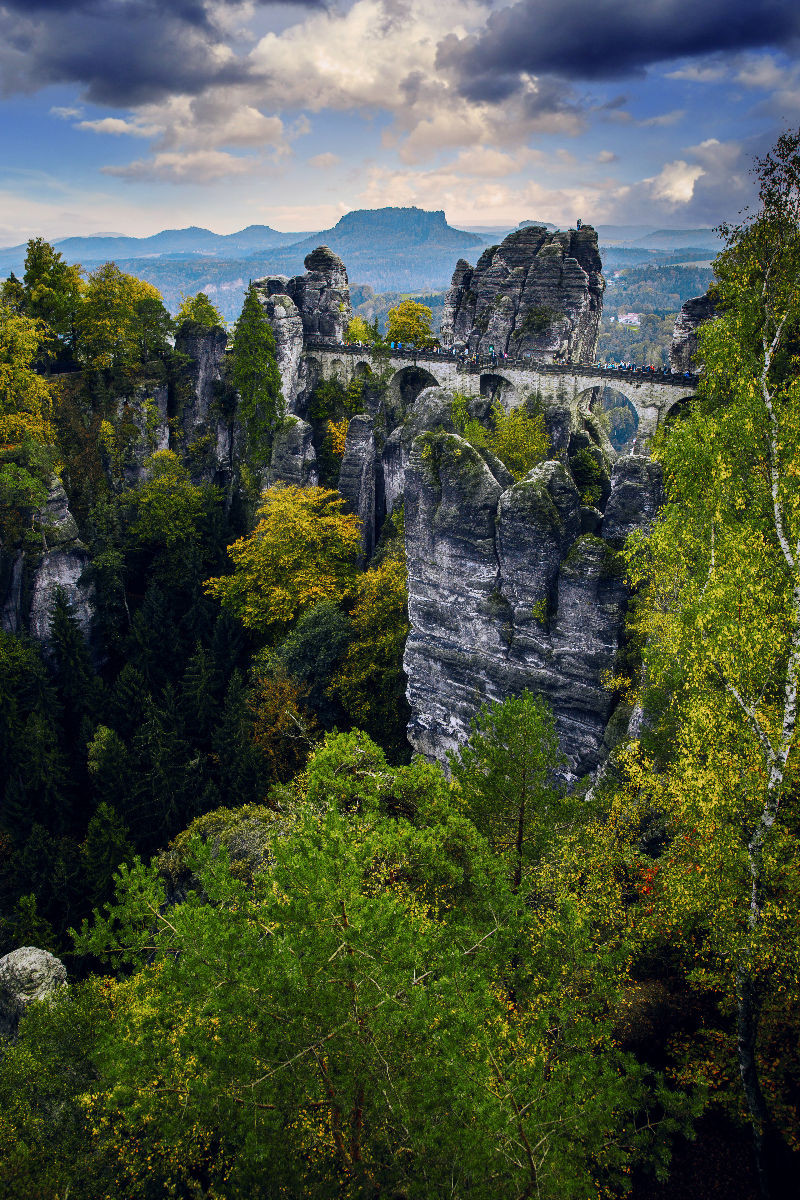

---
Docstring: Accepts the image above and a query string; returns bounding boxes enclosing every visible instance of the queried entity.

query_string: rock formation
[401,391,662,775]
[338,414,377,562]
[256,292,304,411]
[174,324,241,484]
[1,477,95,647]
[268,416,318,488]
[669,292,716,374]
[440,225,605,363]
[256,246,352,412]
[0,946,67,1040]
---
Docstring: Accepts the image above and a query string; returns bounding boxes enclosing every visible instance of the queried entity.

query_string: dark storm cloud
[0,0,322,105]
[438,0,800,102]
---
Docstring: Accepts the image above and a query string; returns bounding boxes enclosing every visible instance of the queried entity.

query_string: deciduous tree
[623,128,800,1197]
[204,485,361,642]
[386,298,437,348]
[175,291,225,330]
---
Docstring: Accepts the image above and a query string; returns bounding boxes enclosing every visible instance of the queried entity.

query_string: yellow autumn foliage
[205,484,362,641]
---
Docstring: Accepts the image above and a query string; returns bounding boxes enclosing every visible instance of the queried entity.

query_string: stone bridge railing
[303,337,699,389]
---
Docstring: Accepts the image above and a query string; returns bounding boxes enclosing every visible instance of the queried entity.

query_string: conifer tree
[230,283,283,464]
[81,803,133,908]
[449,690,566,893]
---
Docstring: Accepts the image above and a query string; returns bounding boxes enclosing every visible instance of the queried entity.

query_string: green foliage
[276,599,352,729]
[17,732,658,1199]
[81,802,134,909]
[332,545,411,759]
[19,238,84,362]
[230,283,283,463]
[453,397,549,481]
[76,262,173,372]
[569,445,607,506]
[345,314,379,344]
[618,129,800,1175]
[175,290,225,329]
[486,403,549,480]
[386,298,437,348]
[204,484,362,642]
[449,690,567,891]
[513,304,555,341]
[0,303,58,540]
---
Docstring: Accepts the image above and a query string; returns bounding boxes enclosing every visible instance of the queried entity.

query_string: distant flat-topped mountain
[288,207,483,257]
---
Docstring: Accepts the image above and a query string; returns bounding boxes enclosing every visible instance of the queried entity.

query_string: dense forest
[0,133,799,1200]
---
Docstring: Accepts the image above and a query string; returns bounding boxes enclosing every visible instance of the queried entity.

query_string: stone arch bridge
[302,339,697,446]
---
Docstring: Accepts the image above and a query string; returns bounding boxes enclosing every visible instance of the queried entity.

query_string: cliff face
[440,225,605,363]
[669,292,716,373]
[174,324,242,484]
[0,477,95,649]
[403,420,662,775]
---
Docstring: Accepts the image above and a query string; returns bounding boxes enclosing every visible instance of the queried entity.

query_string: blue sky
[1,0,799,244]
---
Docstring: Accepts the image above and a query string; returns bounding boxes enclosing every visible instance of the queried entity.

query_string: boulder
[0,947,67,1040]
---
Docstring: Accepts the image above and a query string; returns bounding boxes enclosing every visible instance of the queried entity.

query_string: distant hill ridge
[0,206,723,321]
[0,207,481,274]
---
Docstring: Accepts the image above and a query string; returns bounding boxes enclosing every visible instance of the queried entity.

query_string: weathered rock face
[1,477,95,647]
[403,428,662,775]
[440,225,605,363]
[338,414,377,562]
[0,946,67,1040]
[256,246,351,407]
[256,292,304,411]
[174,324,240,482]
[111,385,170,489]
[669,292,716,373]
[602,456,664,543]
[268,417,318,488]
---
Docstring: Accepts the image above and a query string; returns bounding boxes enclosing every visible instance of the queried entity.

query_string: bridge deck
[303,338,698,388]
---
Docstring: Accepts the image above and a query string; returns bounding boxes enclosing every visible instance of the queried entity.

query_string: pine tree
[212,671,262,808]
[449,690,567,893]
[81,803,134,908]
[230,283,283,465]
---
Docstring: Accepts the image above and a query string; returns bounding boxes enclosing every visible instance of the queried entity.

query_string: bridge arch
[387,364,441,421]
[581,385,641,455]
[480,372,518,407]
[662,393,695,426]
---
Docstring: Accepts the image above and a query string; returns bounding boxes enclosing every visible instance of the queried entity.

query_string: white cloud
[647,159,705,205]
[308,152,340,170]
[103,149,259,183]
[78,117,158,137]
[596,150,617,163]
[249,0,579,160]
[640,109,686,127]
[665,61,728,82]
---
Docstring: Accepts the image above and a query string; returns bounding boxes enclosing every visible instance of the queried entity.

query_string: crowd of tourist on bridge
[304,336,697,381]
